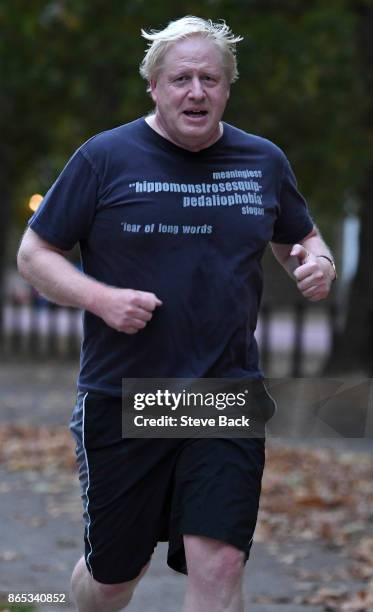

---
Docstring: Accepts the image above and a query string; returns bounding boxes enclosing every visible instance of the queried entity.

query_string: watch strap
[316,255,337,281]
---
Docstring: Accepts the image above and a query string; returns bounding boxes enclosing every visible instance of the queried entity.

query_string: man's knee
[72,556,150,609]
[184,535,245,586]
[212,545,244,582]
[201,545,244,585]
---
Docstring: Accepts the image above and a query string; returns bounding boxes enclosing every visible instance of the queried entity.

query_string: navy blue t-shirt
[29,118,313,396]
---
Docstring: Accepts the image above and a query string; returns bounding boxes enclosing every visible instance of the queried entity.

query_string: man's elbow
[17,229,59,281]
[17,242,33,282]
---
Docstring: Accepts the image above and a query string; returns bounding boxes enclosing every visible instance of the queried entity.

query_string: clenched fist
[291,244,334,302]
[94,287,162,334]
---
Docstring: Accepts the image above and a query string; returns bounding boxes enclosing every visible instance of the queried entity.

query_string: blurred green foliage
[1,0,370,239]
[2,0,373,369]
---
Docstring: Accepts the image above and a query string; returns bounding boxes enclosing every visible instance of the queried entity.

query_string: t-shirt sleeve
[28,149,99,251]
[271,157,314,244]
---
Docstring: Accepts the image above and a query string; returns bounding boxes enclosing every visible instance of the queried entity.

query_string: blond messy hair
[139,16,243,89]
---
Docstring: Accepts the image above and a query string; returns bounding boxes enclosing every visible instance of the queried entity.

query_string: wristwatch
[316,255,337,281]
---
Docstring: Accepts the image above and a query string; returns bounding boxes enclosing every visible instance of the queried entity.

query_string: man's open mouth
[183,110,208,116]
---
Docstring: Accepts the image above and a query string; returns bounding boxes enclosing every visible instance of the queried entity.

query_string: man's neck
[145,114,223,152]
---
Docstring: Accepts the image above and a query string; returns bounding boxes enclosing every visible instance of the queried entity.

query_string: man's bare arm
[17,228,162,333]
[270,226,336,302]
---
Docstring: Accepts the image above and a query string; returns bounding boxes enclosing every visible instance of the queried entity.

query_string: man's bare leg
[71,556,150,612]
[182,535,245,612]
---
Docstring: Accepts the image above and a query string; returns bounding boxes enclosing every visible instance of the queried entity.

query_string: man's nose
[188,77,205,99]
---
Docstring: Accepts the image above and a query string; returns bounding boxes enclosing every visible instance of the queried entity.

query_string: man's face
[150,35,230,152]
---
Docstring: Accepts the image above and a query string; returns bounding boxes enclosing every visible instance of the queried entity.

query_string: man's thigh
[183,534,245,570]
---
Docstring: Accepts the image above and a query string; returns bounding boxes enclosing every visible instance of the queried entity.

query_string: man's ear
[149,79,157,103]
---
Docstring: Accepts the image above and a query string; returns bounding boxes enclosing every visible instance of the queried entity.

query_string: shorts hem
[86,554,153,585]
[167,524,254,576]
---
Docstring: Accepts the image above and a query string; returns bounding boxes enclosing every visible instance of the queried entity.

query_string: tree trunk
[326,3,373,375]
[0,182,11,348]
[327,173,373,374]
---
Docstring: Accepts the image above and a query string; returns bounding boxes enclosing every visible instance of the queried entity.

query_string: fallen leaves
[0,425,76,472]
[306,586,373,611]
[260,443,373,546]
[257,441,373,610]
[354,539,373,565]
[0,427,372,609]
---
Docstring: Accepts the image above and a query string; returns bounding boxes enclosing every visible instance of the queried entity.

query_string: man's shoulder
[223,122,286,162]
[79,118,145,160]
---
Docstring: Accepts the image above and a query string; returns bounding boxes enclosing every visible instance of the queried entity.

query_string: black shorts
[70,391,266,584]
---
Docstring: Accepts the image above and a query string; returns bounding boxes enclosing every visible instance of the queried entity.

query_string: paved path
[0,362,370,611]
[0,464,329,611]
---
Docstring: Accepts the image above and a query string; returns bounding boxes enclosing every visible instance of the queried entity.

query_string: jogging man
[17,16,336,612]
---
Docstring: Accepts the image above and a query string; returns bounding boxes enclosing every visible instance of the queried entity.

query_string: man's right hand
[17,229,163,332]
[94,287,162,334]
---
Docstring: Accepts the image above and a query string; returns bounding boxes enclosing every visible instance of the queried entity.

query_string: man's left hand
[291,244,334,302]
